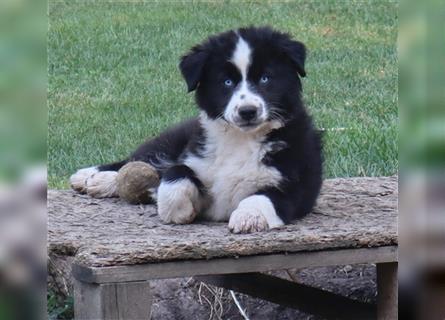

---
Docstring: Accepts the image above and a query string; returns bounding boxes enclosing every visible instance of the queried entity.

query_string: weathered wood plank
[377,262,398,320]
[74,279,152,320]
[48,176,397,267]
[72,246,397,284]
[196,273,376,320]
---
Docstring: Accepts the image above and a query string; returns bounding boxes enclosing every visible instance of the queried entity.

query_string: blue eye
[260,75,269,84]
[224,79,233,87]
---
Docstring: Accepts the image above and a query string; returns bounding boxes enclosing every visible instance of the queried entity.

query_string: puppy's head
[179,26,306,131]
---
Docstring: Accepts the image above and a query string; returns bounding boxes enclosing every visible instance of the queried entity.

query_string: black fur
[258,116,322,222]
[162,164,205,194]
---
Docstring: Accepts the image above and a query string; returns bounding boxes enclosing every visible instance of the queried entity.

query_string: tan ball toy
[116,161,160,204]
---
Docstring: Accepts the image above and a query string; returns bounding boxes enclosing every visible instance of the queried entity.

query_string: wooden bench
[48,176,398,319]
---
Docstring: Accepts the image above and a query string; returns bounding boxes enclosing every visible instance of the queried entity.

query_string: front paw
[228,208,269,233]
[158,197,196,224]
[157,180,199,224]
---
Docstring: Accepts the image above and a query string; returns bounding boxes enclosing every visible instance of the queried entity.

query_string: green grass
[48,1,398,189]
[47,290,73,320]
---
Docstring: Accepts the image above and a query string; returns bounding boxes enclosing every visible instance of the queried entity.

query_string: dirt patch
[149,264,376,320]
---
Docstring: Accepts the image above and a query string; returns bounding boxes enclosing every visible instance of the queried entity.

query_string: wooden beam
[74,279,152,320]
[377,262,398,320]
[73,246,397,284]
[197,273,376,320]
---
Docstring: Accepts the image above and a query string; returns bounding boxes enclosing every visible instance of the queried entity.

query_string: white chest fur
[184,116,282,221]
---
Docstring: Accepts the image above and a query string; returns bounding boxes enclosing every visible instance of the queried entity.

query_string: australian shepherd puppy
[70,26,322,233]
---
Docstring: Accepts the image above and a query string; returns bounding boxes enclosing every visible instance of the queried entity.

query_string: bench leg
[377,262,398,320]
[74,279,152,320]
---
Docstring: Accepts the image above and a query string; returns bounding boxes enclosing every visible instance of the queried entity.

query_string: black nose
[238,105,258,121]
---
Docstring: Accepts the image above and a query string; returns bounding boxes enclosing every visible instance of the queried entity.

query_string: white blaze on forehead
[224,35,268,127]
[230,36,252,79]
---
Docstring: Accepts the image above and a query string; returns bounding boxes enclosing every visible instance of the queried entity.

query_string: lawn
[48,1,398,189]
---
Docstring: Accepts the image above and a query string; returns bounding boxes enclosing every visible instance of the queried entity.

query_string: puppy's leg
[70,160,127,197]
[229,194,284,233]
[70,169,119,198]
[84,171,119,198]
[157,165,206,224]
[70,166,98,193]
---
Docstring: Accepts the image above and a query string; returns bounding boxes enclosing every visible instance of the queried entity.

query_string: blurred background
[0,0,46,319]
[0,0,443,319]
[399,0,445,319]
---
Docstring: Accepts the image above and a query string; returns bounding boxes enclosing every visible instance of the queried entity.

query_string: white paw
[157,180,199,224]
[70,167,98,193]
[228,207,269,233]
[228,195,284,233]
[85,171,118,198]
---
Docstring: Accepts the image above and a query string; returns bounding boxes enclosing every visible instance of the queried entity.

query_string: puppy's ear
[179,47,208,92]
[280,39,307,77]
